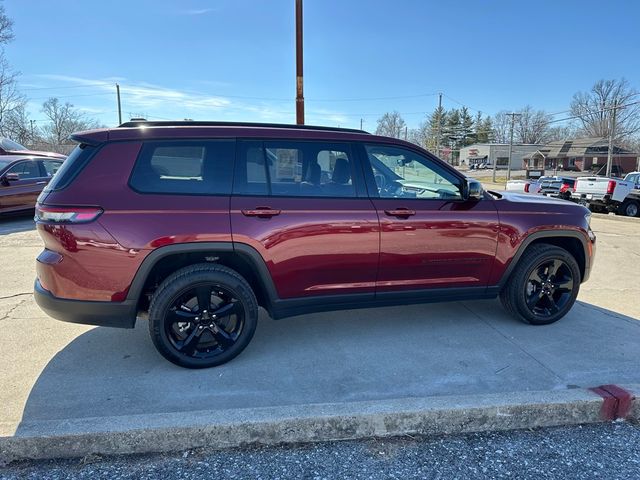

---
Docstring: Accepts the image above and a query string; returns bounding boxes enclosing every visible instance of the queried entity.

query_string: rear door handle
[241,207,281,218]
[36,181,47,185]
[384,208,416,218]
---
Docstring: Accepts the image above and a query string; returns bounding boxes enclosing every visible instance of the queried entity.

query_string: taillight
[524,183,530,193]
[607,180,616,195]
[35,205,103,224]
[560,183,570,193]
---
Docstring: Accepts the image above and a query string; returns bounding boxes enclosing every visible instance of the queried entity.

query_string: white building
[459,143,544,170]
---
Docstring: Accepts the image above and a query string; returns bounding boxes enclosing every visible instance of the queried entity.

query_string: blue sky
[4,0,640,130]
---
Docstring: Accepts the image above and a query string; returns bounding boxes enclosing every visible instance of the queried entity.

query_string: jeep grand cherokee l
[34,121,596,368]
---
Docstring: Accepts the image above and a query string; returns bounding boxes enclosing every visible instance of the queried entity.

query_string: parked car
[34,121,596,368]
[0,138,66,160]
[0,156,64,215]
[538,176,576,200]
[572,175,637,216]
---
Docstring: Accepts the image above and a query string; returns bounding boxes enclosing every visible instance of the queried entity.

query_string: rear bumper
[34,279,137,329]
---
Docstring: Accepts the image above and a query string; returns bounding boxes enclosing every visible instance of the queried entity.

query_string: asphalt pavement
[2,422,639,479]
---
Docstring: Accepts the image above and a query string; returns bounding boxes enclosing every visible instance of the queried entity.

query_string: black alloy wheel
[148,264,258,368]
[165,284,244,359]
[524,259,574,319]
[499,244,581,325]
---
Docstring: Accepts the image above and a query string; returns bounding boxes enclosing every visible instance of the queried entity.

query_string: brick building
[523,137,639,174]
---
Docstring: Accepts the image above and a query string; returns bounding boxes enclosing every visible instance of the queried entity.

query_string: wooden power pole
[295,0,304,125]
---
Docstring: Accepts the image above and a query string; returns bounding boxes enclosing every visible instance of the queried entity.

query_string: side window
[364,144,463,200]
[233,141,269,195]
[7,161,41,180]
[233,140,356,197]
[129,140,234,195]
[42,160,63,177]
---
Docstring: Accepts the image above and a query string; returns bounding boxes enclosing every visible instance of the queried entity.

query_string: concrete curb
[1,385,638,463]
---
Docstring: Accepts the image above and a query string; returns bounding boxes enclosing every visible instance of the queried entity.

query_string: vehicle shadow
[0,211,36,235]
[12,298,640,436]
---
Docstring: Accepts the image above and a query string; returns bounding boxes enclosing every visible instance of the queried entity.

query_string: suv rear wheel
[148,263,258,368]
[499,244,580,325]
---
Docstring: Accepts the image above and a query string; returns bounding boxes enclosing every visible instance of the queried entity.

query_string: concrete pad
[0,213,639,461]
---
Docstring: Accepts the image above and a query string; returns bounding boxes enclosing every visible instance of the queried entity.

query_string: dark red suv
[34,121,596,368]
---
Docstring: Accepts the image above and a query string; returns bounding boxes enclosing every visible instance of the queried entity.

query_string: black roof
[118,120,370,135]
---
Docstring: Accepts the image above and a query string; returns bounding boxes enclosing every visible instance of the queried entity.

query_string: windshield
[0,138,27,151]
[0,159,11,171]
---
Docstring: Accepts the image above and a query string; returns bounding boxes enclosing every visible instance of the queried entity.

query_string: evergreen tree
[460,107,475,146]
[427,106,447,154]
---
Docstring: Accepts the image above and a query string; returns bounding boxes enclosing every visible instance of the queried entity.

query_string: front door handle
[384,208,416,218]
[242,207,281,218]
[36,181,47,185]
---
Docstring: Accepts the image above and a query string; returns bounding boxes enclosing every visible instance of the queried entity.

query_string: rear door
[230,139,379,300]
[359,143,499,292]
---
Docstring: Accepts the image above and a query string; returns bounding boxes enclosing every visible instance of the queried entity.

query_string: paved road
[3,422,639,479]
[0,214,639,435]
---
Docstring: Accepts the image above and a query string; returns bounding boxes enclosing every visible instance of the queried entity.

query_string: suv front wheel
[148,263,258,368]
[499,244,580,325]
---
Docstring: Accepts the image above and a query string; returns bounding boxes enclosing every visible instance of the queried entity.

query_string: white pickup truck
[505,179,542,194]
[572,172,640,217]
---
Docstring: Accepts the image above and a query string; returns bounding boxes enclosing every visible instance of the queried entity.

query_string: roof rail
[118,120,370,134]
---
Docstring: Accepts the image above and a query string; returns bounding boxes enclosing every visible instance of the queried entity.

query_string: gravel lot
[2,422,640,479]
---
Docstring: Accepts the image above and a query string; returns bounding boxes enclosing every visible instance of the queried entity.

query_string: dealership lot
[0,213,639,445]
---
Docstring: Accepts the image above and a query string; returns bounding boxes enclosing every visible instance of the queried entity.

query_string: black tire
[499,244,580,325]
[148,263,258,368]
[619,200,639,217]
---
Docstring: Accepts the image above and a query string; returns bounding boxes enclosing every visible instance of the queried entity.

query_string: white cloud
[181,8,217,15]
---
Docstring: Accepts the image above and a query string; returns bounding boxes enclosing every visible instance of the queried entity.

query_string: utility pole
[435,92,442,158]
[404,126,408,140]
[506,112,520,181]
[360,118,363,130]
[29,119,35,144]
[295,0,304,125]
[116,83,122,125]
[606,99,618,177]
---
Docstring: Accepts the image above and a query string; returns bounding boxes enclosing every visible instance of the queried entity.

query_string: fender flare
[497,229,591,288]
[126,242,280,308]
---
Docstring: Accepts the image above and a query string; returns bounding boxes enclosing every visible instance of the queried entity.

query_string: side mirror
[1,172,19,185]
[463,178,484,201]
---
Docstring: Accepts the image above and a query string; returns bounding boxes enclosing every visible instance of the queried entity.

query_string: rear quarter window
[129,140,235,195]
[43,144,95,192]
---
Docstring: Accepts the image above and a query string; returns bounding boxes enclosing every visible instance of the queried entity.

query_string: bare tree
[3,102,34,144]
[491,111,510,143]
[0,4,14,45]
[375,111,406,138]
[515,105,552,144]
[41,97,100,151]
[570,78,640,139]
[0,56,25,137]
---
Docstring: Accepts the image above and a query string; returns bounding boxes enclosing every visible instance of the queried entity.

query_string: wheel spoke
[212,301,237,318]
[527,290,544,309]
[211,327,235,348]
[547,259,562,278]
[529,269,544,284]
[168,309,197,324]
[176,326,204,355]
[196,286,211,313]
[544,295,560,315]
[554,277,574,292]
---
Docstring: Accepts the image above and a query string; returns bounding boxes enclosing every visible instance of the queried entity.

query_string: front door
[230,139,379,300]
[0,160,47,212]
[359,143,499,292]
